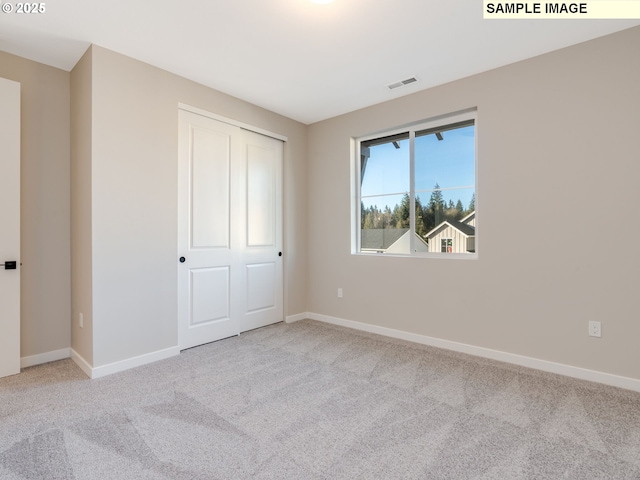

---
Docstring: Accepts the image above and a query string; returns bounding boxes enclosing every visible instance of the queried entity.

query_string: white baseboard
[305,312,640,393]
[71,346,180,379]
[285,312,308,323]
[70,349,93,378]
[21,348,71,369]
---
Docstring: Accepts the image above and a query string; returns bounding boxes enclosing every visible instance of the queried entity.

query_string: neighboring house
[386,230,430,254]
[460,211,475,227]
[425,211,476,253]
[361,228,429,254]
[361,228,408,253]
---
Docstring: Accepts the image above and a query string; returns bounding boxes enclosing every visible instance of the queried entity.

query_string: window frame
[441,238,454,253]
[352,109,478,259]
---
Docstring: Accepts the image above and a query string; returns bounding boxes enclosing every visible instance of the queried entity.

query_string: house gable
[424,214,476,254]
[361,228,409,252]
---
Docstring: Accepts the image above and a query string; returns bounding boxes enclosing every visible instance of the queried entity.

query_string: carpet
[1,319,639,479]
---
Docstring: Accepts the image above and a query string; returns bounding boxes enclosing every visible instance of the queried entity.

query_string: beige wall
[70,48,93,364]
[5,25,639,382]
[307,26,640,380]
[1,43,308,371]
[0,51,71,359]
[86,46,308,367]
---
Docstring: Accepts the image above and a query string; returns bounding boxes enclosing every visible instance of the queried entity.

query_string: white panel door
[178,111,241,349]
[239,129,283,332]
[178,110,283,350]
[0,77,21,378]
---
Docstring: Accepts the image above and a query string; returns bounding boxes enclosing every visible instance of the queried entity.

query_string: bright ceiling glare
[310,0,334,4]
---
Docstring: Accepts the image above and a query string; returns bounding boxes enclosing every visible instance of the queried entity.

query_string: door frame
[178,104,287,142]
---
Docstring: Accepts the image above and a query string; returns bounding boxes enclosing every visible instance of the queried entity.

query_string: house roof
[361,228,408,251]
[460,211,475,224]
[425,219,475,239]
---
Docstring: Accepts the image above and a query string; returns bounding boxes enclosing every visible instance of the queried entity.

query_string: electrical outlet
[588,321,601,338]
[337,288,343,298]
[79,313,84,328]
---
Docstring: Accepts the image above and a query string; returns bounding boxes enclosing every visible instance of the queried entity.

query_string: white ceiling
[1,0,638,124]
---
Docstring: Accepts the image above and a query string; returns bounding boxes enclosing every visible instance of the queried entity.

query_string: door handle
[278,252,282,257]
[179,257,186,263]
[1,261,17,270]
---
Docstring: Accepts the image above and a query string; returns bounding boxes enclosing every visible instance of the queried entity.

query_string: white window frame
[351,109,478,259]
[441,238,454,253]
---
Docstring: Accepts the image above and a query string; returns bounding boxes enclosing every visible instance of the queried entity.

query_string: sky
[361,125,475,212]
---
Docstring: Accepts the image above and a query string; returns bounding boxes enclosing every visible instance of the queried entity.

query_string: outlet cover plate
[588,321,601,337]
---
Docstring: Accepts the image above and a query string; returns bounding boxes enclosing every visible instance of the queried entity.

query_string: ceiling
[1,0,638,124]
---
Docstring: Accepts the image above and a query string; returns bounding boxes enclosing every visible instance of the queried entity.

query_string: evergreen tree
[422,204,433,232]
[395,193,411,228]
[428,183,445,227]
[429,183,444,208]
[383,205,393,229]
[415,196,426,237]
[468,192,475,212]
[363,211,375,229]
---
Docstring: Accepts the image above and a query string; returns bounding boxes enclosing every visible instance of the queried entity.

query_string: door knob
[179,257,186,263]
[1,261,17,270]
[278,252,282,257]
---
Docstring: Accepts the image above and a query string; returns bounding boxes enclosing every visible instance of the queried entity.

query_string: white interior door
[239,129,283,333]
[0,77,21,379]
[178,110,283,350]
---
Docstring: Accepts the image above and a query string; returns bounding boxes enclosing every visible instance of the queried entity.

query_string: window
[354,110,477,257]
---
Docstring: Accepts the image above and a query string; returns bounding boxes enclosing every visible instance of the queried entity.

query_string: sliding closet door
[238,128,283,333]
[178,110,283,350]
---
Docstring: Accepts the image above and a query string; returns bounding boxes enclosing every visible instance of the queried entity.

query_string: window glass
[357,113,476,256]
[360,135,410,253]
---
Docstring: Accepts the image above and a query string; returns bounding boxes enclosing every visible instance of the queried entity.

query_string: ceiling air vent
[387,77,418,90]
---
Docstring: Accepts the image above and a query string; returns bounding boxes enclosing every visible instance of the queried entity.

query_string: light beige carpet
[1,319,640,479]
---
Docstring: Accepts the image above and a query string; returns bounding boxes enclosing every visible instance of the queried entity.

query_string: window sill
[353,251,478,260]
